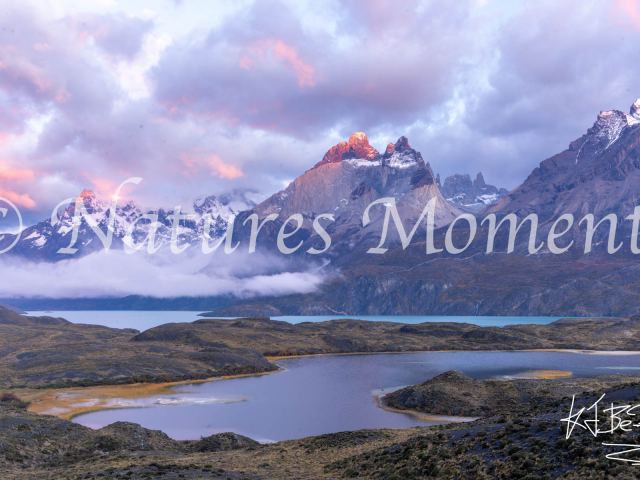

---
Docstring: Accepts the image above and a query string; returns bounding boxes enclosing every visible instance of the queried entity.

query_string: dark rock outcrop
[188,432,259,452]
[385,369,640,417]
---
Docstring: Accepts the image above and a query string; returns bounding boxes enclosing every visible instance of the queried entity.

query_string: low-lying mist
[0,249,330,299]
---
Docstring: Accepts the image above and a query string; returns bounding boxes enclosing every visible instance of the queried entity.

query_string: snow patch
[384,151,417,169]
[345,158,380,168]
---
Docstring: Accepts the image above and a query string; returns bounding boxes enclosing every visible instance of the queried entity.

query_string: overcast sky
[2,0,640,228]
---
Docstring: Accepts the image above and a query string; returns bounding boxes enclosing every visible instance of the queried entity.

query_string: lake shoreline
[267,347,640,362]
[24,348,640,423]
[4,369,640,479]
[373,394,480,424]
[24,368,284,421]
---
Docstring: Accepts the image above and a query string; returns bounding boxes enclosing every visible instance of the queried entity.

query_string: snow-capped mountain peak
[574,100,640,164]
[314,132,379,169]
[1,189,263,260]
[594,110,630,149]
[631,98,640,120]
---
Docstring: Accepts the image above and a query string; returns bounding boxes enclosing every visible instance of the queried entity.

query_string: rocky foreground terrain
[1,372,640,479]
[0,307,276,389]
[385,370,640,417]
[330,373,640,480]
[2,307,640,477]
[4,305,640,389]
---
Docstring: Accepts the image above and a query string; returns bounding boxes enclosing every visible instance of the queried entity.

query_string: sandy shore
[21,369,280,421]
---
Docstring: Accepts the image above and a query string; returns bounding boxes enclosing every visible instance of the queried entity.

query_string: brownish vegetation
[384,370,640,417]
[1,374,640,479]
[4,302,640,391]
[137,315,640,356]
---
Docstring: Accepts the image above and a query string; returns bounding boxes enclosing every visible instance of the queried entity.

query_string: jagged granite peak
[385,143,395,155]
[410,160,438,190]
[380,136,424,170]
[243,134,461,249]
[314,132,379,169]
[571,99,640,164]
[486,97,640,220]
[591,110,633,149]
[440,173,507,211]
[445,173,473,187]
[80,189,96,198]
[394,136,411,152]
[436,173,441,186]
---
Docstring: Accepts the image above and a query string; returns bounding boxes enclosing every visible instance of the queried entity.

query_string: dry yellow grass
[15,369,280,421]
[25,382,186,420]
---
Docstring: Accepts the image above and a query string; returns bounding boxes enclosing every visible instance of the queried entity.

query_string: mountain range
[0,134,504,262]
[205,98,640,317]
[0,189,264,261]
[4,99,640,316]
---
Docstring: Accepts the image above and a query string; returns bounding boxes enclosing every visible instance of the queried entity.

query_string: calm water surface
[25,311,564,331]
[73,351,640,441]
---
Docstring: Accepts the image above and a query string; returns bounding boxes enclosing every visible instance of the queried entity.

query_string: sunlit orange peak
[80,189,95,198]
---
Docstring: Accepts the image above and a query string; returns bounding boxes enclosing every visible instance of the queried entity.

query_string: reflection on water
[73,351,640,441]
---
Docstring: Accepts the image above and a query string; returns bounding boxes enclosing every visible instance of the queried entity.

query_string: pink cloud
[271,39,315,87]
[207,154,244,179]
[0,164,35,181]
[240,38,316,87]
[0,188,36,208]
[0,164,37,208]
[83,175,119,198]
[613,0,640,28]
[179,152,244,179]
[0,45,55,95]
[54,87,72,104]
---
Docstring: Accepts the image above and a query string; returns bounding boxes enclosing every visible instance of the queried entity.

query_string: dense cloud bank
[0,250,327,299]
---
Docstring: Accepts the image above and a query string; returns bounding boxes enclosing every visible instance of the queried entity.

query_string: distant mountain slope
[437,172,508,211]
[486,99,640,220]
[0,302,25,314]
[0,305,69,325]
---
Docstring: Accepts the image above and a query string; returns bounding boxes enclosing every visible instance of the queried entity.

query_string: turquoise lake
[24,311,564,331]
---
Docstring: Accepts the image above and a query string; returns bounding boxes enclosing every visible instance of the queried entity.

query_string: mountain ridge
[0,189,263,261]
[5,100,640,316]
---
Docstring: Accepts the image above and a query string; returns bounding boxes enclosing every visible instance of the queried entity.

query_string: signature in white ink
[561,394,640,465]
